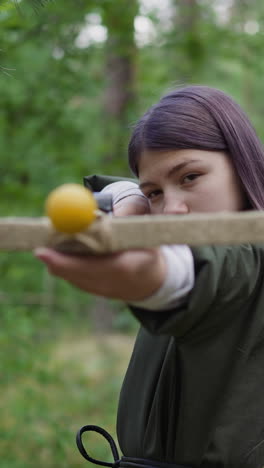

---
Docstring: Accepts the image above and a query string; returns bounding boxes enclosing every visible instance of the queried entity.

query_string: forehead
[138,149,211,179]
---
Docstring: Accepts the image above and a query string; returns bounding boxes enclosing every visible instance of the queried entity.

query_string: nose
[163,193,189,215]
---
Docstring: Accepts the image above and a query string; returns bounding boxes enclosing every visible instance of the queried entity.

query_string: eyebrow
[139,159,201,191]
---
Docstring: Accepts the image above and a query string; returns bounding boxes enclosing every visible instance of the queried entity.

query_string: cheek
[228,182,247,210]
[211,173,245,210]
[192,179,244,212]
[190,190,218,211]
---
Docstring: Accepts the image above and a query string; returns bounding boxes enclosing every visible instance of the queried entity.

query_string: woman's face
[138,149,247,215]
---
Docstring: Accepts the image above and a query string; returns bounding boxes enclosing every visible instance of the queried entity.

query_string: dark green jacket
[88,175,264,468]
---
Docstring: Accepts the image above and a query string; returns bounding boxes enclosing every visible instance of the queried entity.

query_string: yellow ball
[45,183,98,234]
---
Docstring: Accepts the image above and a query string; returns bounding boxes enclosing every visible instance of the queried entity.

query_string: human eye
[181,173,201,184]
[146,189,162,200]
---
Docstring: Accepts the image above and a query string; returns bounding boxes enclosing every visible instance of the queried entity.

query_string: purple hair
[128,86,264,209]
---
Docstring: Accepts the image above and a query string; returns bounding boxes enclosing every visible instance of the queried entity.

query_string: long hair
[128,86,264,209]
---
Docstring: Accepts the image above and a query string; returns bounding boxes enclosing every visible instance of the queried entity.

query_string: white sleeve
[101,181,195,311]
[128,245,194,311]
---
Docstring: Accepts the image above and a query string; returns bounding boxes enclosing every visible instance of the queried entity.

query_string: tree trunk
[101,0,139,165]
[229,0,255,113]
[171,0,205,81]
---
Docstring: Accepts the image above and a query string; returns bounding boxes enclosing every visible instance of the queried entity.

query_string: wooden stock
[0,211,263,253]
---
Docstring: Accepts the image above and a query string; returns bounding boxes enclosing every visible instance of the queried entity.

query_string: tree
[100,0,139,171]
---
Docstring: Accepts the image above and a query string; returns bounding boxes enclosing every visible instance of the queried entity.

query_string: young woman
[35,86,264,468]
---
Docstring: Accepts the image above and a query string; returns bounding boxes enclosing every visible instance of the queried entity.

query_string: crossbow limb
[0,211,263,253]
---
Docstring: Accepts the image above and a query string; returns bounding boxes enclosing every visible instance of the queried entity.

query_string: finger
[113,196,150,216]
[34,247,129,297]
[34,247,93,277]
[34,247,120,279]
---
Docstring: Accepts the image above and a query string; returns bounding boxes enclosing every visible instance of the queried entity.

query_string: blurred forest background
[1,0,264,466]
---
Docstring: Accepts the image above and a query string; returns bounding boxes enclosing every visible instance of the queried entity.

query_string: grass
[1,332,135,468]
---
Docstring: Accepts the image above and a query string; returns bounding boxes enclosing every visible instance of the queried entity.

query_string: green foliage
[0,252,95,384]
[1,332,133,467]
[2,0,264,465]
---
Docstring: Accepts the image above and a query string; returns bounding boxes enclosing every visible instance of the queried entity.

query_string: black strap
[76,425,192,468]
[76,424,120,467]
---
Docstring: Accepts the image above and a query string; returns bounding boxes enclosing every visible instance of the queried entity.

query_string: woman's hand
[101,180,150,217]
[34,189,161,302]
[34,247,166,302]
[113,194,150,216]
